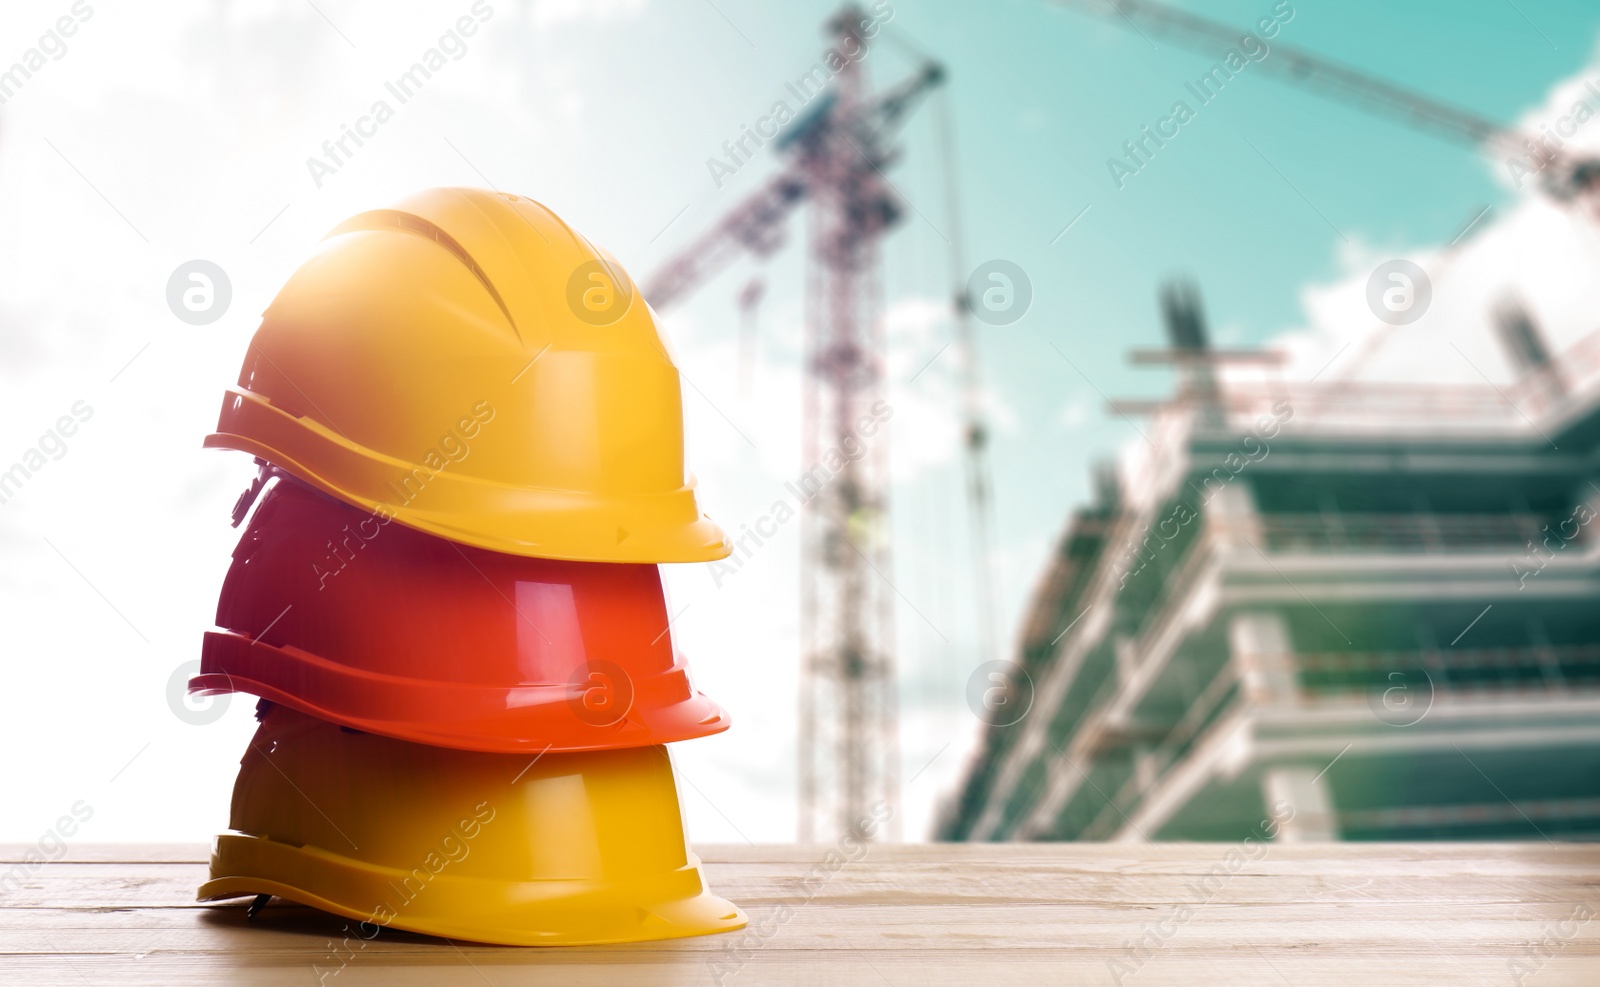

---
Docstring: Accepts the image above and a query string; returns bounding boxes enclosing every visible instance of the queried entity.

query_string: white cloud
[1057,396,1091,430]
[1192,37,1600,400]
[530,0,648,28]
[1222,195,1600,396]
[1497,35,1600,193]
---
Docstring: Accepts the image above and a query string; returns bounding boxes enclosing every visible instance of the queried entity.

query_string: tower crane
[1059,0,1600,390]
[643,7,992,841]
[1054,0,1600,203]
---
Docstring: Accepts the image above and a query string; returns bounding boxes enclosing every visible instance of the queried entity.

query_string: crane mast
[798,11,899,840]
[644,7,948,840]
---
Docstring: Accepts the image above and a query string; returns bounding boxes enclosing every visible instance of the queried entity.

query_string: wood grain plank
[0,845,1595,986]
[0,952,1597,987]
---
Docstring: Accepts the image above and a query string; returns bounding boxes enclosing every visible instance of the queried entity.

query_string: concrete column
[1204,479,1263,550]
[1262,765,1338,841]
[1113,634,1138,686]
[1229,610,1298,707]
[1133,745,1159,793]
[1571,478,1600,554]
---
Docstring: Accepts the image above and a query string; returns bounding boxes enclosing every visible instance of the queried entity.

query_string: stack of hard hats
[188,188,746,946]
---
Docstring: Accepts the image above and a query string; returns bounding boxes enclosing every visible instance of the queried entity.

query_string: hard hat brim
[192,630,730,753]
[202,711,747,946]
[199,835,746,946]
[207,388,732,564]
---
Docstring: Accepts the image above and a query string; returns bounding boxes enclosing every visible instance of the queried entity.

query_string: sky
[3,0,1600,846]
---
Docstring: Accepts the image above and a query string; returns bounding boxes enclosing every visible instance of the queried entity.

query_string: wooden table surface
[2,842,1597,985]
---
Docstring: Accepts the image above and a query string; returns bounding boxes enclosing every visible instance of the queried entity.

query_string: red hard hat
[189,474,728,752]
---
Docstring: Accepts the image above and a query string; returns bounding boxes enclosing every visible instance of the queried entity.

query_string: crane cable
[877,22,1004,666]
[933,83,1004,669]
[1044,0,1600,386]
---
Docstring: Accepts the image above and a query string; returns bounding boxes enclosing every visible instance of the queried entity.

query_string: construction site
[10,0,1600,980]
[937,285,1600,841]
[637,1,1600,844]
[930,1,1600,843]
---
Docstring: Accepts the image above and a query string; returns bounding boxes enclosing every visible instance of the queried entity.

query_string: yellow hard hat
[198,704,746,946]
[205,187,730,563]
